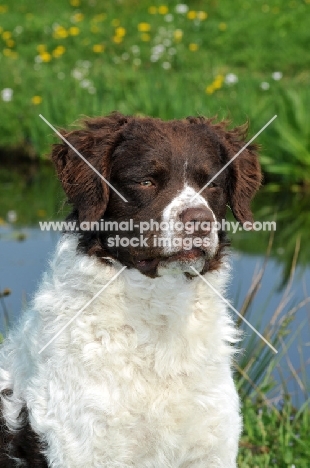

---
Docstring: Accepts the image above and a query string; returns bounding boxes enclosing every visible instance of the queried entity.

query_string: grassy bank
[239,397,310,467]
[0,0,310,186]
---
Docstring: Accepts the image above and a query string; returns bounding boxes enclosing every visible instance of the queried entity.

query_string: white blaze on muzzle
[157,185,219,275]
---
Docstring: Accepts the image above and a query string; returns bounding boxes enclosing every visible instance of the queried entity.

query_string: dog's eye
[139,180,154,187]
[208,181,217,188]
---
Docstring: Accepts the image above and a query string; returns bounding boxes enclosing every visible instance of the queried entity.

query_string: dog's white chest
[1,239,241,468]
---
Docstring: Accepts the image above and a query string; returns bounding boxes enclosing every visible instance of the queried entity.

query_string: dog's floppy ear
[51,112,129,223]
[215,122,262,225]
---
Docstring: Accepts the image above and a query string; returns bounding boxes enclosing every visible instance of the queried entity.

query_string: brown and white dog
[0,113,261,467]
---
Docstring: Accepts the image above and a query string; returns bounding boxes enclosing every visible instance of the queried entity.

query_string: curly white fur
[0,235,241,468]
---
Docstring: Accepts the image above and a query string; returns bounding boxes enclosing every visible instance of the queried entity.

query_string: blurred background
[0,0,310,464]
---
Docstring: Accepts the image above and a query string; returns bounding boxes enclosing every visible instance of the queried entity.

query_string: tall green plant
[260,88,310,187]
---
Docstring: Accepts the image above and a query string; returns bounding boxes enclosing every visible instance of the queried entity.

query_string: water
[1,224,309,406]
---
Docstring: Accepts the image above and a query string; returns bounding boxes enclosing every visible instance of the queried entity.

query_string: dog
[0,113,261,467]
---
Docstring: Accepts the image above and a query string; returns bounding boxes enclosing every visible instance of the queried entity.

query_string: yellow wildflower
[189,43,199,51]
[173,29,183,42]
[0,5,8,13]
[6,39,14,47]
[205,75,224,94]
[2,31,11,40]
[219,22,227,31]
[52,45,66,57]
[37,44,46,52]
[213,74,224,89]
[3,48,17,58]
[31,96,42,105]
[158,5,168,14]
[92,44,104,53]
[148,6,157,14]
[40,51,52,62]
[197,11,208,20]
[205,85,215,94]
[113,36,123,43]
[187,10,197,20]
[115,26,126,37]
[69,26,80,36]
[70,0,80,6]
[93,13,106,22]
[138,22,151,32]
[37,209,46,217]
[53,26,68,39]
[141,33,151,42]
[72,12,84,22]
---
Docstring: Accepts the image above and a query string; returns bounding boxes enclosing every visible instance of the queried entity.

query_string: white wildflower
[14,26,23,34]
[150,55,159,62]
[82,60,92,69]
[164,14,174,22]
[1,88,13,102]
[175,4,189,14]
[152,44,165,55]
[71,69,84,80]
[80,79,92,88]
[163,38,172,47]
[225,73,238,85]
[271,71,283,81]
[7,210,17,223]
[162,61,171,69]
[131,45,140,55]
[260,82,270,90]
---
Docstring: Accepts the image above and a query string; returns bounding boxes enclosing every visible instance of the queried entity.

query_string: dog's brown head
[52,112,261,277]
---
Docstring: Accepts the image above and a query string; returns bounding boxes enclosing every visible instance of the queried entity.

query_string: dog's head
[52,112,261,277]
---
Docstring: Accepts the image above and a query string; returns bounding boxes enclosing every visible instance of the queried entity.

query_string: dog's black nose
[180,207,214,234]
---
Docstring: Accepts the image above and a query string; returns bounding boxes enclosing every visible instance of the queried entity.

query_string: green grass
[239,397,310,467]
[1,0,310,186]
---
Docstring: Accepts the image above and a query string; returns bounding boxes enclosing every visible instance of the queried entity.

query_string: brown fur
[52,112,261,277]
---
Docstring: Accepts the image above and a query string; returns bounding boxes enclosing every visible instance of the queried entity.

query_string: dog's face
[52,113,261,277]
